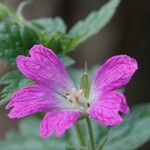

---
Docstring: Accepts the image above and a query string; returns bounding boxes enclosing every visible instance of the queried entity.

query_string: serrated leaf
[67,0,121,50]
[0,14,69,65]
[0,17,69,65]
[105,104,150,150]
[0,71,31,106]
[0,19,39,65]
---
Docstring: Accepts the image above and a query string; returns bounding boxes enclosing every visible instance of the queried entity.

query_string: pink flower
[6,45,138,137]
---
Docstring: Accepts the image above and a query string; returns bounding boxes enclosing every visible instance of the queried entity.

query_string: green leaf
[0,71,31,106]
[30,18,68,52]
[0,3,72,61]
[0,15,68,65]
[31,17,66,34]
[105,104,150,150]
[0,19,39,65]
[67,0,121,50]
[0,0,121,64]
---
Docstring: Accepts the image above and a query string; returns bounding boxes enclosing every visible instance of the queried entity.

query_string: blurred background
[0,0,149,149]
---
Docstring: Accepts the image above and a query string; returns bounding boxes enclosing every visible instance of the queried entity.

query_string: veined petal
[88,91,129,126]
[91,55,138,94]
[40,111,80,137]
[6,85,62,118]
[16,44,74,93]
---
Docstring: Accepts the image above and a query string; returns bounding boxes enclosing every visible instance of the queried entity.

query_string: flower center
[65,88,89,112]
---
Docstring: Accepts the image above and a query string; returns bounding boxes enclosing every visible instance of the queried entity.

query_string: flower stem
[85,117,95,150]
[75,122,85,146]
[80,63,95,150]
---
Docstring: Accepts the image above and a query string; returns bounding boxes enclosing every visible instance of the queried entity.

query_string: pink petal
[6,85,61,118]
[16,44,73,92]
[88,91,129,126]
[40,111,80,137]
[91,55,138,93]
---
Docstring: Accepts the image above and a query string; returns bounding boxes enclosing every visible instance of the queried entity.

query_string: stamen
[64,88,88,112]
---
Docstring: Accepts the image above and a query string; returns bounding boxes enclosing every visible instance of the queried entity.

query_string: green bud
[81,62,90,98]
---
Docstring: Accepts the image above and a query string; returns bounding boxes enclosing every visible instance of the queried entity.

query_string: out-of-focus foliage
[0,4,15,20]
[0,118,69,150]
[31,18,66,33]
[60,56,75,67]
[30,17,67,52]
[0,0,120,65]
[0,0,121,106]
[0,71,31,106]
[105,104,150,150]
[0,117,84,150]
[0,104,150,150]
[68,0,120,50]
[0,20,39,65]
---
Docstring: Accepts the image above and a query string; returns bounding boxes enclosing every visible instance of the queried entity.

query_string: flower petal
[40,111,80,137]
[91,55,138,93]
[17,44,73,93]
[88,91,129,126]
[6,85,61,118]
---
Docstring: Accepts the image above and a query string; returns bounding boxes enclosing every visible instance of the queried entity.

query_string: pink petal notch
[88,91,129,126]
[40,111,80,137]
[91,55,138,93]
[88,55,138,126]
[16,44,73,92]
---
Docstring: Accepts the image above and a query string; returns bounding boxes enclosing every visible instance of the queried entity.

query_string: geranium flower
[6,45,138,137]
